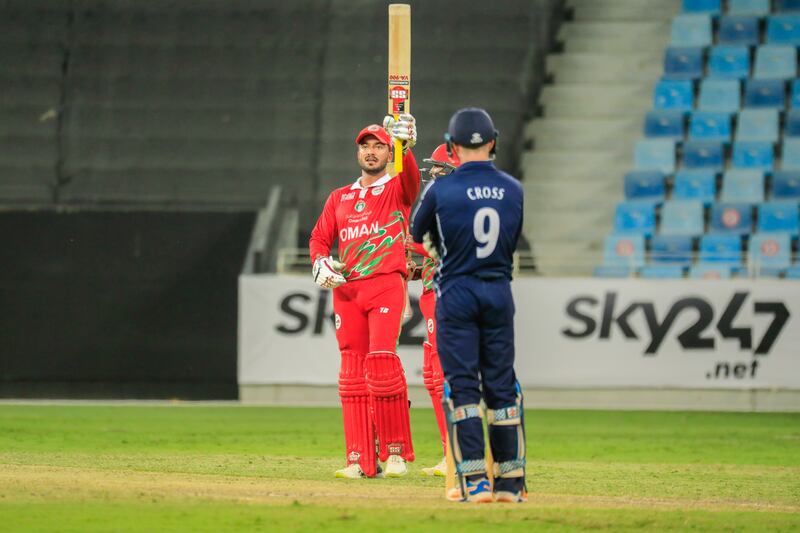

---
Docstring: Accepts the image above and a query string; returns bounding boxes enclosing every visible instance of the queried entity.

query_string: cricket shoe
[334,463,384,479]
[495,490,528,503]
[384,455,408,477]
[421,457,447,477]
[464,477,493,503]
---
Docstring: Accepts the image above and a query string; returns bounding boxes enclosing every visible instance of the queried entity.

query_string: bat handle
[393,113,403,173]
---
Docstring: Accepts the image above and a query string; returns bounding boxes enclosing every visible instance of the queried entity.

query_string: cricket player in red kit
[407,143,460,477]
[309,115,420,478]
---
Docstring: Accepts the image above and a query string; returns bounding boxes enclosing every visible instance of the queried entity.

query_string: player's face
[357,137,391,175]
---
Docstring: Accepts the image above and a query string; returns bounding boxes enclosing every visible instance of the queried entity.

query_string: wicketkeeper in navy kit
[411,107,527,503]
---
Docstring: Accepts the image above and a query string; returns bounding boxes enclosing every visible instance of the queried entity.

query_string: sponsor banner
[239,276,800,389]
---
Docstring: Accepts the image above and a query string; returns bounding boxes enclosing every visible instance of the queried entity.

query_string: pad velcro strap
[493,458,526,478]
[456,459,486,475]
[450,404,481,423]
[487,405,521,425]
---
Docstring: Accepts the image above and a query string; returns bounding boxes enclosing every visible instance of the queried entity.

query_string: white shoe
[384,455,408,477]
[421,457,447,477]
[334,463,385,479]
[495,490,528,503]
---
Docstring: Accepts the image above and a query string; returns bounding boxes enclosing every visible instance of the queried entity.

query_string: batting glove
[313,256,346,289]
[383,113,417,151]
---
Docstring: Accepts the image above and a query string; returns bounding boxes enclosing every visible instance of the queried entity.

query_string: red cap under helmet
[424,143,461,169]
[355,124,392,146]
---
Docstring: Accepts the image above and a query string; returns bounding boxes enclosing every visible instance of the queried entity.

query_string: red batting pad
[365,351,415,462]
[338,350,377,477]
[423,342,448,455]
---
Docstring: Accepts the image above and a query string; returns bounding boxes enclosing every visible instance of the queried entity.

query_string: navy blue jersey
[411,161,524,286]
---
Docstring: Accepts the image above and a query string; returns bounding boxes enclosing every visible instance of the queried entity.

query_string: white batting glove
[313,256,346,289]
[383,113,417,150]
[422,233,439,261]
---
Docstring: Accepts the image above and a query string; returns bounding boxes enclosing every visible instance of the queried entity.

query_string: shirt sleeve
[309,192,338,262]
[398,149,421,206]
[407,240,430,258]
[411,181,436,244]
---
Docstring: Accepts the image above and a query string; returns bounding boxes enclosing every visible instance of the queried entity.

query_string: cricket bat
[388,4,410,175]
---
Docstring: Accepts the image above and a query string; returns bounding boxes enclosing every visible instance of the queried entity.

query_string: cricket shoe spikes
[384,455,408,478]
[334,463,385,479]
[421,457,447,477]
[465,477,493,503]
[494,490,528,503]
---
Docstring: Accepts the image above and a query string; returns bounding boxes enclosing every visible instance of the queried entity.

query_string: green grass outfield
[0,405,798,532]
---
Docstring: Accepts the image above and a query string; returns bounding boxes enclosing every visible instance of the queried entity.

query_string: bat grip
[393,113,403,173]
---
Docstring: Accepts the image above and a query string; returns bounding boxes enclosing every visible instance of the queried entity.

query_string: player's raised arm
[384,113,421,205]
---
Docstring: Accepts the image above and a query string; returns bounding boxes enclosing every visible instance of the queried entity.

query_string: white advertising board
[239,276,800,390]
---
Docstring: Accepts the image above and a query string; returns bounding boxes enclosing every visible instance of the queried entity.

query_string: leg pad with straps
[422,341,448,455]
[365,351,414,462]
[338,350,377,477]
[487,383,527,492]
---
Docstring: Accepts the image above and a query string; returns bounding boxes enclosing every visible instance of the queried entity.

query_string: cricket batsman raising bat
[308,4,420,479]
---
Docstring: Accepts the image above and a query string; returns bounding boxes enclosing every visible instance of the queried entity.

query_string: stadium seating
[664,47,705,80]
[660,200,705,236]
[614,202,657,235]
[698,79,741,113]
[720,170,766,202]
[758,202,800,233]
[654,80,694,111]
[710,203,754,233]
[785,109,800,136]
[700,234,743,265]
[683,140,724,169]
[729,0,771,16]
[791,80,800,107]
[644,111,686,140]
[635,139,676,173]
[640,265,686,278]
[776,0,800,13]
[624,170,666,202]
[683,0,722,15]
[708,45,750,79]
[671,15,714,47]
[731,141,774,169]
[650,235,694,264]
[786,264,800,278]
[603,234,646,268]
[771,171,800,198]
[749,232,793,270]
[689,111,732,141]
[781,139,800,168]
[753,45,796,79]
[738,109,780,142]
[690,263,734,278]
[744,79,786,109]
[673,169,717,203]
[766,14,800,45]
[718,16,760,46]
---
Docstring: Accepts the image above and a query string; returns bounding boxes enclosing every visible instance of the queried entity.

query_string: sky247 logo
[561,291,790,355]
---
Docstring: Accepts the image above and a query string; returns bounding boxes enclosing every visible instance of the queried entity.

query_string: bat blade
[388,4,410,174]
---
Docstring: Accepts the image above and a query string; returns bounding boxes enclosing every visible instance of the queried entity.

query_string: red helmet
[423,143,460,171]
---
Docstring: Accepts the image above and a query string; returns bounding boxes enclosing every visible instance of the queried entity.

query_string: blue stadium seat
[640,265,686,278]
[660,200,705,236]
[689,111,732,142]
[728,0,771,16]
[785,109,800,137]
[700,234,743,265]
[690,263,734,278]
[682,0,721,14]
[731,141,773,170]
[758,202,800,233]
[673,169,717,203]
[650,235,694,265]
[767,14,800,45]
[708,46,750,80]
[737,109,779,142]
[664,47,705,80]
[635,139,676,174]
[593,265,635,278]
[614,202,657,235]
[653,80,694,111]
[710,202,754,233]
[786,264,800,278]
[718,16,760,46]
[698,79,741,113]
[744,79,786,108]
[671,15,713,47]
[749,232,792,270]
[721,170,765,202]
[780,138,800,169]
[644,111,685,140]
[753,46,797,79]
[682,140,724,170]
[603,234,646,268]
[624,170,666,202]
[791,80,800,107]
[776,0,800,12]
[771,170,800,198]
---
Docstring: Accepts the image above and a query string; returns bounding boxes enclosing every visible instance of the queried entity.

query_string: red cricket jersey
[309,150,421,281]
[408,241,437,292]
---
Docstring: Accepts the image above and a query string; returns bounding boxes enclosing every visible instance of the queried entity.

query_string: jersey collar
[351,173,392,190]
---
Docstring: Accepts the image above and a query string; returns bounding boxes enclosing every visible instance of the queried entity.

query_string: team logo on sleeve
[354,200,366,212]
[335,314,342,330]
[427,318,434,334]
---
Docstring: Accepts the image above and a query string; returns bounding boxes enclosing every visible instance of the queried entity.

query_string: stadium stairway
[522,0,679,274]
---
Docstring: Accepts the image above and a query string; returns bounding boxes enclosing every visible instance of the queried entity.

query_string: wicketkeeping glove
[382,113,417,151]
[313,256,346,289]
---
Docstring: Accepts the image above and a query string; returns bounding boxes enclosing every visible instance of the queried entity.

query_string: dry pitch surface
[0,405,798,532]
